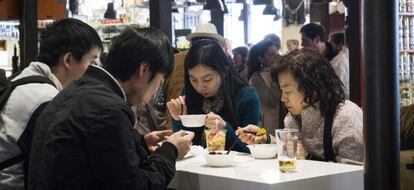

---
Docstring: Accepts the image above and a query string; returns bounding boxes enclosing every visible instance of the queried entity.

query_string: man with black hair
[0,18,102,190]
[300,23,349,98]
[28,26,194,190]
[300,23,335,60]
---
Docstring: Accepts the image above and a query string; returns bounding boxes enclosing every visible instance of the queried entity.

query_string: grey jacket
[0,62,62,190]
[284,100,364,165]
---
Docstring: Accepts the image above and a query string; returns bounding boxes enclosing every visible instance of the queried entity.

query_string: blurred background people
[232,46,249,81]
[300,23,349,98]
[247,39,286,135]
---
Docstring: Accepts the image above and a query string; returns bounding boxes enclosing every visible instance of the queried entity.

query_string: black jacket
[28,66,178,190]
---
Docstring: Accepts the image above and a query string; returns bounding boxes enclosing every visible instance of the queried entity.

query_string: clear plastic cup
[275,129,298,172]
[205,129,226,152]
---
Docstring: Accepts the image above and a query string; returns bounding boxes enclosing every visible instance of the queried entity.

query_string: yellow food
[256,128,266,136]
[206,130,226,151]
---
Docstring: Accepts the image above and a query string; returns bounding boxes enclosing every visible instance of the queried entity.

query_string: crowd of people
[0,18,361,190]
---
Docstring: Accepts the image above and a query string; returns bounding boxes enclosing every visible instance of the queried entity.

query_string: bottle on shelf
[400,53,412,106]
[12,45,19,74]
[404,16,410,50]
[400,0,406,13]
[407,0,413,13]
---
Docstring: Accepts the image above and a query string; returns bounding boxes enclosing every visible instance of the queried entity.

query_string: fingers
[157,130,173,140]
[206,112,219,120]
[237,125,266,144]
[205,112,224,129]
[178,96,187,115]
[296,141,306,159]
[243,124,260,133]
[205,119,217,129]
[167,97,186,120]
[173,130,187,137]
[166,100,179,120]
[168,130,194,160]
[236,127,244,135]
[158,130,173,136]
[181,130,195,140]
[238,132,256,145]
[174,130,195,140]
[254,136,266,144]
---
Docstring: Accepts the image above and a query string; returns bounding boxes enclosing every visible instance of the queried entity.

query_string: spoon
[226,133,240,155]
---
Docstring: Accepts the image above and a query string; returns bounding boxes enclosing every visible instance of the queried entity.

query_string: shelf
[401,50,414,53]
[400,12,414,16]
[91,23,132,27]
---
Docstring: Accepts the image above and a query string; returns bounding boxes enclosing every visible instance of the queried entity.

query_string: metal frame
[363,0,400,189]
[19,0,38,70]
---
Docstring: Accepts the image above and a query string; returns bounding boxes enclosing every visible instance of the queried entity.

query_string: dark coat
[28,66,177,190]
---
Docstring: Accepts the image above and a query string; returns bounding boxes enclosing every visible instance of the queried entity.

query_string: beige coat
[249,70,286,135]
[165,51,187,130]
[284,100,364,165]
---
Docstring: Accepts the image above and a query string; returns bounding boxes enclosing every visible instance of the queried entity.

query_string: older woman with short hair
[238,48,363,165]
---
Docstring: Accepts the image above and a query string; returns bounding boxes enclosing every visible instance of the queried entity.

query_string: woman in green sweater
[167,39,260,153]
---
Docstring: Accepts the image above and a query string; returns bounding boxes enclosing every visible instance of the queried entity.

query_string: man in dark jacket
[28,26,194,190]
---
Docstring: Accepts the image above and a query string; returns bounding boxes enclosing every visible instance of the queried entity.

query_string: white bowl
[180,114,206,127]
[247,144,277,159]
[204,151,235,167]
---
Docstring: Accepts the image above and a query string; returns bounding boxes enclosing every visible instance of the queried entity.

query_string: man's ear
[61,52,73,69]
[314,36,321,44]
[138,63,150,78]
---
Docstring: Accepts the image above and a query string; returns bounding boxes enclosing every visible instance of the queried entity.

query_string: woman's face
[278,71,306,115]
[232,53,244,67]
[188,64,222,98]
[260,45,280,67]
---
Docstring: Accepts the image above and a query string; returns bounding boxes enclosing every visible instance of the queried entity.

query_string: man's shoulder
[7,82,59,111]
[334,100,363,126]
[60,81,127,110]
[42,84,133,129]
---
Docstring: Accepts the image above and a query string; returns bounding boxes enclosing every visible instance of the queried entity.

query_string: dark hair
[104,26,174,82]
[38,18,103,67]
[324,41,338,61]
[300,23,327,42]
[247,40,275,80]
[191,37,220,44]
[330,32,346,46]
[184,39,248,127]
[263,33,281,49]
[271,48,345,119]
[232,46,249,57]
